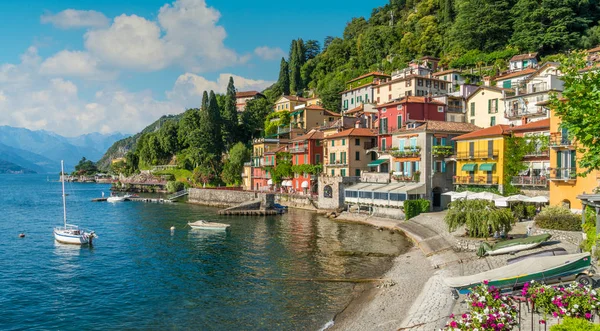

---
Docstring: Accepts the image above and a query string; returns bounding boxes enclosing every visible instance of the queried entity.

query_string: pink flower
[586,313,592,319]
[539,319,546,324]
[483,280,489,285]
[462,314,467,319]
[498,323,504,328]
[449,314,454,318]
[450,321,457,328]
[552,312,558,317]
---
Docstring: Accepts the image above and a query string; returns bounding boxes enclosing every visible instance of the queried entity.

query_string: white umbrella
[467,192,504,201]
[526,196,549,203]
[494,197,509,207]
[505,194,530,202]
[267,179,273,185]
[442,191,458,196]
[301,181,309,188]
[451,191,474,201]
[285,180,293,187]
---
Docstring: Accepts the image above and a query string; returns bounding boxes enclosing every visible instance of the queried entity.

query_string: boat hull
[107,197,125,203]
[486,242,544,255]
[53,229,90,245]
[188,221,230,231]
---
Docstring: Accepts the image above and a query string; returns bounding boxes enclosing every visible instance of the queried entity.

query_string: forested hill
[265,0,600,112]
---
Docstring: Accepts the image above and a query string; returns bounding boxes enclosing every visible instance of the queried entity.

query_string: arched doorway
[562,199,571,210]
[324,185,333,198]
[432,187,442,208]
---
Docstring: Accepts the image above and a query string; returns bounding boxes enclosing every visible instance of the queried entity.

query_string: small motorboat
[445,252,594,297]
[107,196,126,203]
[476,233,551,257]
[188,220,230,231]
[506,247,568,264]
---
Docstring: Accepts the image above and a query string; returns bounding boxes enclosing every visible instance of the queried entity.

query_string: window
[342,139,346,146]
[374,192,388,200]
[410,137,417,149]
[304,154,307,163]
[406,80,411,87]
[355,151,360,161]
[381,138,387,151]
[329,153,336,163]
[389,193,406,201]
[355,138,360,146]
[359,191,373,199]
[377,87,380,93]
[380,117,388,134]
[470,102,475,117]
[417,79,423,86]
[341,152,347,164]
[443,75,447,81]
[434,81,439,88]
[433,161,446,173]
[315,154,321,164]
[365,93,368,102]
[331,140,334,147]
[397,115,403,129]
[286,104,288,109]
[441,83,445,90]
[490,116,496,126]
[437,106,444,113]
[389,85,392,91]
[502,80,511,89]
[355,169,361,176]
[405,91,412,96]
[388,94,392,101]
[425,80,431,87]
[295,155,298,164]
[340,169,346,177]
[331,169,335,176]
[454,75,458,80]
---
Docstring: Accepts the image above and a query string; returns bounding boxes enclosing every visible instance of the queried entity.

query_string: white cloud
[41,9,110,29]
[167,73,274,107]
[83,0,245,72]
[254,46,285,61]
[40,50,117,80]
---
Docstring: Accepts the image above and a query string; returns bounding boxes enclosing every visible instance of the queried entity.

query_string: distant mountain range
[0,126,129,173]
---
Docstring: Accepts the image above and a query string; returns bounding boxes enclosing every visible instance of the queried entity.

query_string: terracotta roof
[510,53,538,62]
[323,109,342,117]
[236,91,262,98]
[453,125,512,141]
[508,119,550,132]
[346,104,364,115]
[304,105,325,111]
[265,145,288,154]
[393,120,481,134]
[346,71,390,84]
[292,129,324,141]
[281,95,309,102]
[341,81,377,93]
[466,86,515,101]
[376,96,446,108]
[325,128,377,139]
[432,69,461,76]
[495,68,537,81]
[587,46,600,53]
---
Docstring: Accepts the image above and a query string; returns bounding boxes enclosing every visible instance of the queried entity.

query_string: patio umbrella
[494,197,509,207]
[467,192,504,201]
[505,194,531,202]
[526,196,549,204]
[451,191,474,201]
[442,191,458,196]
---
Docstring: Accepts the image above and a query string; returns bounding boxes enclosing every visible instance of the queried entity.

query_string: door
[432,187,441,208]
[487,171,492,184]
[488,140,494,158]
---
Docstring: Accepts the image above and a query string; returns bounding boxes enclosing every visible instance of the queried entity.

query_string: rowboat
[506,247,567,265]
[476,233,551,257]
[445,252,593,296]
[188,220,230,231]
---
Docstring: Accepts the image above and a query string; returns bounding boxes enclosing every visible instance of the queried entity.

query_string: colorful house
[374,75,450,104]
[509,53,539,72]
[465,86,514,127]
[495,68,537,89]
[375,96,446,152]
[548,108,600,211]
[341,72,390,112]
[432,69,465,92]
[290,129,324,194]
[290,104,341,131]
[452,125,511,193]
[236,91,265,112]
[250,138,289,191]
[323,128,377,178]
[274,95,308,112]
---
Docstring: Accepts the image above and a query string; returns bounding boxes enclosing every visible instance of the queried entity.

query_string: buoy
[19,233,25,238]
[170,226,175,231]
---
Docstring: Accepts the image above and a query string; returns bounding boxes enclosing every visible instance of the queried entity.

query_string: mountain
[97,115,182,170]
[0,126,130,172]
[0,159,36,174]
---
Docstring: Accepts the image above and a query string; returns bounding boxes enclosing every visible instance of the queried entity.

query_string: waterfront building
[508,119,550,198]
[503,62,563,126]
[274,95,308,112]
[236,91,265,112]
[509,53,539,72]
[452,125,511,193]
[323,128,377,178]
[290,129,324,194]
[291,104,341,131]
[249,138,290,191]
[548,107,600,212]
[465,86,514,127]
[374,75,450,105]
[341,72,390,113]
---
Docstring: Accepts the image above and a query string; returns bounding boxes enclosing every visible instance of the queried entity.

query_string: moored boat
[476,233,551,257]
[188,220,230,231]
[506,247,567,264]
[445,252,594,296]
[107,196,126,203]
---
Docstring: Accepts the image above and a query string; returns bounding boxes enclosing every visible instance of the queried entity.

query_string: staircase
[167,189,189,201]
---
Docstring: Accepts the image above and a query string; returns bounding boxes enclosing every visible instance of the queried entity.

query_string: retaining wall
[188,188,258,208]
[275,194,318,210]
[533,227,583,247]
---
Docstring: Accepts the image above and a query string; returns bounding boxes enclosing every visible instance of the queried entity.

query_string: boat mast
[61,160,67,229]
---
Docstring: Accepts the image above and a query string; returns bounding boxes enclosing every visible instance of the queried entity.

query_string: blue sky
[0,0,386,136]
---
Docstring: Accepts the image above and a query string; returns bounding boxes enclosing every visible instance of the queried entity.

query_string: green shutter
[503,80,511,88]
[488,99,491,113]
[556,151,562,168]
[571,150,577,169]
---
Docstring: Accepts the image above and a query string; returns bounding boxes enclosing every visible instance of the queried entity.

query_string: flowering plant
[443,281,518,331]
[524,281,599,322]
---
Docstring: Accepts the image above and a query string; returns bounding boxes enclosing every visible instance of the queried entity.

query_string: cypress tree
[208,90,223,157]
[221,76,239,149]
[289,39,305,95]
[278,58,290,96]
[201,91,209,111]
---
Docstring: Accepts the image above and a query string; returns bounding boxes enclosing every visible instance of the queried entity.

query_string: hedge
[534,205,582,231]
[404,199,430,220]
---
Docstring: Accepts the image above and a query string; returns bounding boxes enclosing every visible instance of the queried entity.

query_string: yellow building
[548,109,600,211]
[465,86,514,128]
[274,95,308,112]
[290,105,341,131]
[323,128,377,177]
[452,125,511,193]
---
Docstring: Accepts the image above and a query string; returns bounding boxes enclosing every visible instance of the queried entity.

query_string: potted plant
[413,171,421,182]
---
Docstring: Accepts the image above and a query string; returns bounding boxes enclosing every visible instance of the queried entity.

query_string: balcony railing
[327,162,349,167]
[524,150,550,158]
[511,176,548,187]
[290,147,307,153]
[244,162,252,166]
[456,150,499,159]
[390,147,421,158]
[432,146,454,157]
[505,107,547,119]
[379,126,398,135]
[447,106,463,113]
[549,168,577,181]
[453,175,499,185]
[549,134,575,148]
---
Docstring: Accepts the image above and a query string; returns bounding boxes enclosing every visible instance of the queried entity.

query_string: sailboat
[53,161,97,245]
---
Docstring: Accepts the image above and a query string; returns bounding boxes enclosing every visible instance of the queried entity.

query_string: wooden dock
[218,209,281,216]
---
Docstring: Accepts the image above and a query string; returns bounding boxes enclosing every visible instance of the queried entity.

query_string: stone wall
[188,188,258,208]
[318,176,361,210]
[533,227,583,247]
[275,194,318,210]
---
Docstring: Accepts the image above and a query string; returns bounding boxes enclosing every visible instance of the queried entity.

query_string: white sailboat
[53,161,97,245]
[188,220,230,231]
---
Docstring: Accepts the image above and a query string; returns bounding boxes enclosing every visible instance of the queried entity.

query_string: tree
[240,97,272,140]
[277,58,290,96]
[451,0,513,52]
[73,157,98,176]
[549,52,600,176]
[177,108,201,148]
[221,142,251,186]
[270,152,293,184]
[445,199,514,238]
[503,135,532,195]
[158,120,179,155]
[323,36,335,51]
[221,76,239,149]
[305,39,321,60]
[289,39,306,95]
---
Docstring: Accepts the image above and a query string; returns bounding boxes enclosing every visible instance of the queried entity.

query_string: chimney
[521,117,528,125]
[355,120,361,128]
[483,76,491,87]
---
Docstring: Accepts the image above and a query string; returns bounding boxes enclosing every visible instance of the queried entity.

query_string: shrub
[404,199,430,219]
[166,181,185,193]
[445,199,513,238]
[525,281,600,324]
[526,205,537,218]
[534,205,582,231]
[582,206,597,252]
[550,318,600,331]
[512,203,526,220]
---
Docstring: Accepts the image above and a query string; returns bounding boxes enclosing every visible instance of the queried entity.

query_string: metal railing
[549,134,575,148]
[290,147,306,153]
[511,176,548,187]
[456,150,499,159]
[453,175,499,185]
[505,107,547,119]
[549,168,577,181]
[524,150,549,157]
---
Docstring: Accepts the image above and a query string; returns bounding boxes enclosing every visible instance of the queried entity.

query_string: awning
[291,110,304,116]
[479,163,496,171]
[368,159,389,167]
[461,163,477,171]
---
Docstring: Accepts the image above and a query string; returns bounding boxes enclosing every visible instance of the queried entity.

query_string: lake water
[0,174,411,330]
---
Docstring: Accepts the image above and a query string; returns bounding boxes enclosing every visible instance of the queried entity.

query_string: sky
[0,0,387,137]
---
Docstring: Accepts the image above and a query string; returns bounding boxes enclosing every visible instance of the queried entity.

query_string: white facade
[342,85,375,112]
[374,76,450,104]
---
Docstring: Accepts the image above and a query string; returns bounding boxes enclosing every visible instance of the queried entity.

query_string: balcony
[244,162,252,167]
[524,149,549,158]
[327,161,349,167]
[511,176,548,187]
[432,146,454,158]
[378,126,398,135]
[549,168,577,181]
[453,175,499,185]
[549,133,575,149]
[447,106,463,113]
[391,173,420,183]
[505,107,547,119]
[390,147,421,158]
[263,161,275,166]
[364,141,377,150]
[456,150,499,160]
[290,147,307,154]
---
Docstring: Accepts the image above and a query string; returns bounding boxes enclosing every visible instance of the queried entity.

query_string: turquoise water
[0,174,411,330]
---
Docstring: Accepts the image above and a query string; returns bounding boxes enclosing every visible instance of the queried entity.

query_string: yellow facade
[548,109,599,211]
[274,96,306,112]
[454,137,506,190]
[323,135,376,177]
[465,87,509,128]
